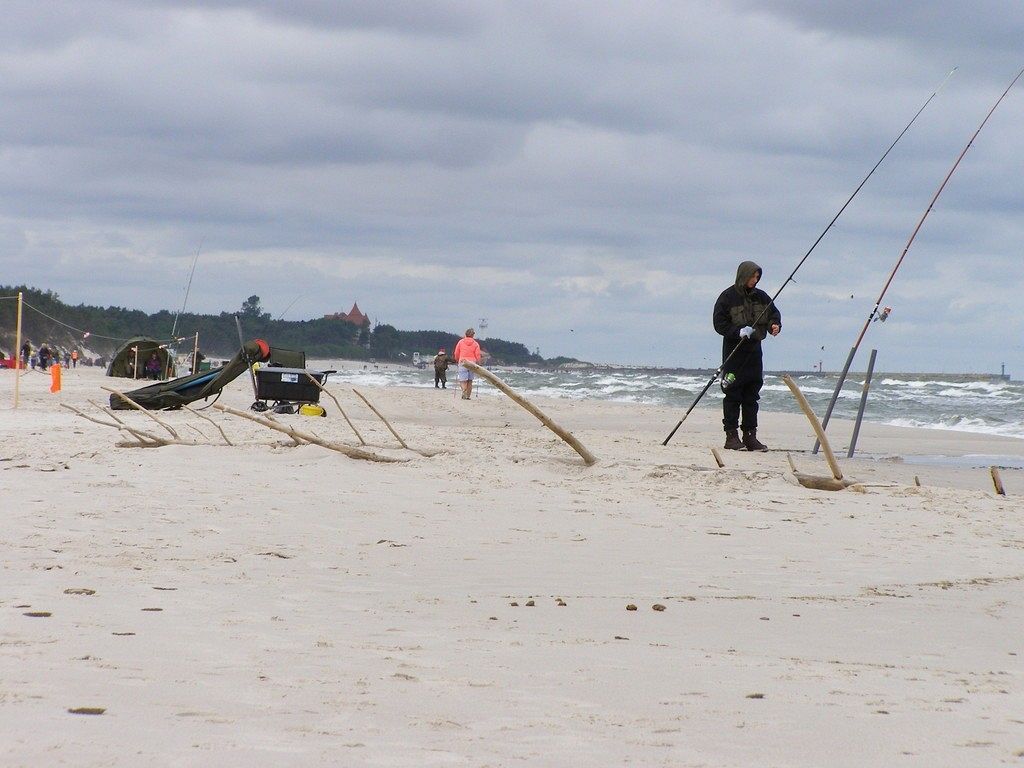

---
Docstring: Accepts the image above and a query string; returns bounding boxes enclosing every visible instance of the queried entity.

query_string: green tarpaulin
[110,339,270,410]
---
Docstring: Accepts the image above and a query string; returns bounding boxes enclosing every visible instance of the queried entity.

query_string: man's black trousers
[722,376,762,432]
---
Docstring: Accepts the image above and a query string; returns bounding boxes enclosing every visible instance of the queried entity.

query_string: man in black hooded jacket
[713,261,781,451]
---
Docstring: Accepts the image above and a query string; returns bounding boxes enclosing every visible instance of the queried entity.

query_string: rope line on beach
[15,299,190,345]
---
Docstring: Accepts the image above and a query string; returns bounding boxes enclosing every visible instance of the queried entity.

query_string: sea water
[315,362,1024,442]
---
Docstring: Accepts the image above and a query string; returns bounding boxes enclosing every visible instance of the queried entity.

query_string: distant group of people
[19,342,80,371]
[432,328,481,400]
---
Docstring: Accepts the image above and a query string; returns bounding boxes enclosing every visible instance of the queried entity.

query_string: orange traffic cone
[50,363,62,393]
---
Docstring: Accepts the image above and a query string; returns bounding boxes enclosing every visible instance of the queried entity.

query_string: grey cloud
[1,1,1021,369]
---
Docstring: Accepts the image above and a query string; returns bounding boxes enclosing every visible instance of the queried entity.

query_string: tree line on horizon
[0,286,560,366]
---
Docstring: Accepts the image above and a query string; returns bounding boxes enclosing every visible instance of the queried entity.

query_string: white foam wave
[760,384,860,399]
[883,416,1024,440]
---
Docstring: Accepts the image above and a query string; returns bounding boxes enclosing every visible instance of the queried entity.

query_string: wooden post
[213,404,405,463]
[102,387,181,438]
[462,361,597,466]
[990,466,1006,496]
[13,291,22,409]
[847,348,878,458]
[787,453,799,474]
[352,388,409,449]
[305,374,366,445]
[192,332,200,374]
[781,374,843,481]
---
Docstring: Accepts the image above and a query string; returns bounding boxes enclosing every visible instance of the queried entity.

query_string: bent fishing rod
[662,67,956,446]
[813,65,1024,453]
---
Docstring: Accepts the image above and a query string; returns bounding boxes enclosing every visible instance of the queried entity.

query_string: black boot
[743,429,768,452]
[724,429,744,450]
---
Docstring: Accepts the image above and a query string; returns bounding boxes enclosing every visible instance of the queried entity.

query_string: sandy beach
[2,364,1022,767]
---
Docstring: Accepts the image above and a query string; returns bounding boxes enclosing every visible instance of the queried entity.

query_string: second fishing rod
[661,67,956,446]
[812,65,1024,453]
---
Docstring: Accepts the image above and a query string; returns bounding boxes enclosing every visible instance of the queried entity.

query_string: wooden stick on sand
[213,404,405,463]
[62,403,192,447]
[781,375,843,481]
[784,449,856,491]
[462,361,597,466]
[990,466,1006,496]
[182,405,234,446]
[305,374,366,445]
[711,447,725,468]
[352,388,408,449]
[101,386,180,439]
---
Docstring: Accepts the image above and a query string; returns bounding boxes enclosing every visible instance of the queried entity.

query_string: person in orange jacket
[452,328,482,400]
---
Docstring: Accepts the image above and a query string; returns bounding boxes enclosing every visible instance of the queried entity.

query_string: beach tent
[106,337,174,378]
[110,339,270,410]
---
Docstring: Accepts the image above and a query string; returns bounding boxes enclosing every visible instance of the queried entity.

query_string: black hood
[734,261,762,293]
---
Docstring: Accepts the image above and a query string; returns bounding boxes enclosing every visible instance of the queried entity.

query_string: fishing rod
[170,239,203,340]
[275,294,304,321]
[662,67,956,446]
[167,239,203,378]
[813,66,1024,453]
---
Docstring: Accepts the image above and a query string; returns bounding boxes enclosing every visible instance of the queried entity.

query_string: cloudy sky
[2,1,1022,372]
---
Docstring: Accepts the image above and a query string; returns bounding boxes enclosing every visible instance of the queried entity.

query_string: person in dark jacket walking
[433,348,453,388]
[713,261,781,451]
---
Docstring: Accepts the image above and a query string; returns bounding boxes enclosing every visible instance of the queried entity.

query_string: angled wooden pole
[213,404,405,463]
[305,374,366,445]
[182,404,233,445]
[352,388,408,449]
[101,386,180,439]
[781,374,843,481]
[462,361,597,466]
[711,447,725,468]
[990,466,1006,496]
[14,291,23,408]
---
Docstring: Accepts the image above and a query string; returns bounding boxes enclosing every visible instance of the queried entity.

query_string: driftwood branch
[462,361,597,466]
[305,374,366,445]
[990,466,1006,496]
[352,388,408,449]
[62,403,156,442]
[711,447,725,468]
[86,399,157,443]
[784,449,857,491]
[781,375,843,481]
[61,403,196,447]
[182,405,233,446]
[792,474,857,492]
[213,404,406,463]
[101,386,180,439]
[90,399,126,425]
[266,412,303,445]
[184,423,208,440]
